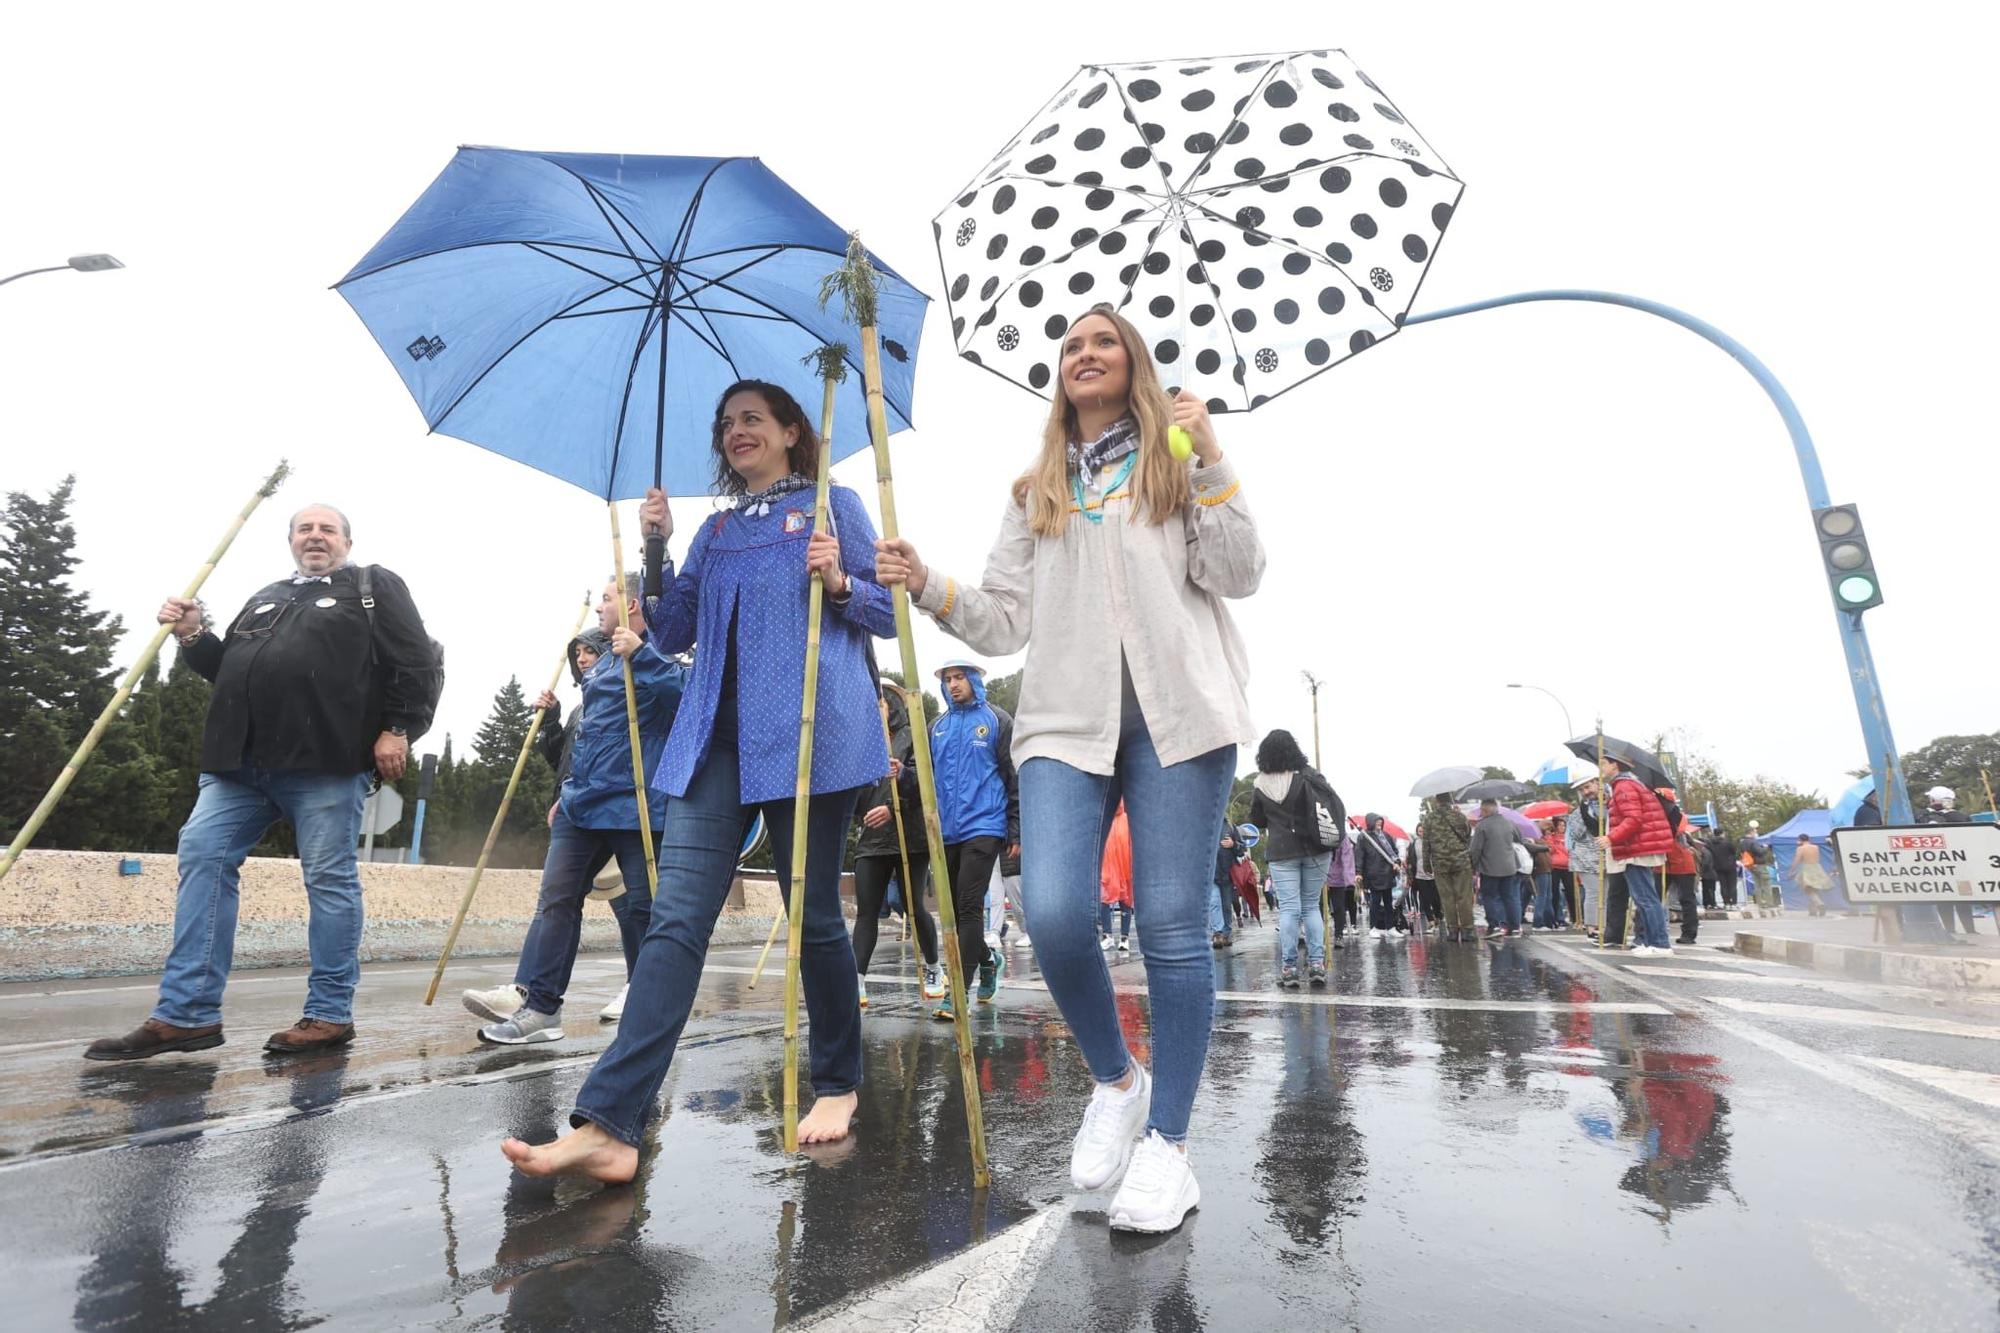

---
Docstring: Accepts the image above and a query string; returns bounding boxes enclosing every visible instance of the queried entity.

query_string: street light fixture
[1506,682,1574,740]
[0,254,126,287]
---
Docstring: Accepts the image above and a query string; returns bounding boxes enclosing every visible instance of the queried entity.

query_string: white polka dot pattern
[933,49,1463,412]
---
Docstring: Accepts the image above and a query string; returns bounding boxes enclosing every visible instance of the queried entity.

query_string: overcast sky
[5,2,1995,824]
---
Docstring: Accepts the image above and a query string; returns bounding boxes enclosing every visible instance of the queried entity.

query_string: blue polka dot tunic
[643,483,893,804]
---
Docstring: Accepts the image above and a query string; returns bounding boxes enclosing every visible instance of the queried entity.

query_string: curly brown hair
[709,379,821,495]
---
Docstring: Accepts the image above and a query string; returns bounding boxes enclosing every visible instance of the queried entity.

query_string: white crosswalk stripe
[1859,1058,2000,1110]
[1705,996,2000,1042]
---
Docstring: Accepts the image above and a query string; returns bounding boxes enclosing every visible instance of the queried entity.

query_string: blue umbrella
[1830,775,1874,826]
[335,147,928,500]
[1533,757,1599,787]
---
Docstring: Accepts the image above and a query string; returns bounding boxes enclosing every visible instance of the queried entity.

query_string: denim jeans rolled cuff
[155,768,368,1028]
[569,719,863,1144]
[1017,723,1234,1145]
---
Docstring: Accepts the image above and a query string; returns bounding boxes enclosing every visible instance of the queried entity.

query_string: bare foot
[797,1091,858,1145]
[500,1122,639,1183]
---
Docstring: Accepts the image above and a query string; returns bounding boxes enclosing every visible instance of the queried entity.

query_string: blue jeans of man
[1017,695,1234,1144]
[1623,863,1672,947]
[1482,873,1523,931]
[1269,854,1329,968]
[154,768,370,1028]
[572,714,863,1147]
[513,806,660,1015]
[1207,879,1232,939]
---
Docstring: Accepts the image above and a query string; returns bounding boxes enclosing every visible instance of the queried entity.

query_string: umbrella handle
[643,533,664,600]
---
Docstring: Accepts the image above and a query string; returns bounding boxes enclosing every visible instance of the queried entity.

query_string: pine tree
[458,679,554,867]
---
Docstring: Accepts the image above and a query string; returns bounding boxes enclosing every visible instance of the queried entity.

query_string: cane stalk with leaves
[822,232,990,1187]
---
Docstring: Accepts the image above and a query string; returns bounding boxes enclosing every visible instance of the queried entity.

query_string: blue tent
[1754,809,1850,910]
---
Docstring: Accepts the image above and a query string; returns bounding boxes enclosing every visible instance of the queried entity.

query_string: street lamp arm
[1408,288,1928,936]
[1506,682,1573,739]
[0,266,72,287]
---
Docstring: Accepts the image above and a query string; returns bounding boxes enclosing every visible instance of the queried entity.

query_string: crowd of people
[71,292,1981,1243]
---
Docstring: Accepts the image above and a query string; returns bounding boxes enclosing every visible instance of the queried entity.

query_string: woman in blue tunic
[505,379,894,1181]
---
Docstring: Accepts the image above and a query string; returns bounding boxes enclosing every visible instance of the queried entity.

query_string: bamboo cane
[0,461,290,883]
[824,233,990,1187]
[780,353,842,1152]
[424,594,591,1004]
[609,502,661,901]
[747,911,785,990]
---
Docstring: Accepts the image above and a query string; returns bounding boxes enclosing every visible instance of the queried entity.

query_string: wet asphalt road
[3,921,1998,1331]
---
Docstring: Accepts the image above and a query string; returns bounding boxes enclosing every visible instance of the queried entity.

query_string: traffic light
[1812,504,1883,613]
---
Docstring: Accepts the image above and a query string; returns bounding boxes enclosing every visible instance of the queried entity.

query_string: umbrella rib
[524,243,661,303]
[666,270,745,376]
[606,303,667,499]
[665,305,737,373]
[690,273,901,420]
[1169,61,1287,197]
[673,247,785,302]
[334,238,662,288]
[546,166,665,271]
[428,273,653,434]
[953,202,1171,347]
[1176,197,1389,329]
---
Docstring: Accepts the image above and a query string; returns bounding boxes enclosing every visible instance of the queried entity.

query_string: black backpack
[357,564,445,743]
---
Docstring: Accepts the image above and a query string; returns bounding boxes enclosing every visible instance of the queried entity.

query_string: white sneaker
[1015,933,1031,946]
[1070,1064,1151,1191]
[599,983,629,1022]
[1108,1131,1201,1233]
[462,982,527,1023]
[1630,945,1662,958]
[478,1006,564,1045]
[1100,936,1115,952]
[985,931,1003,953]
[921,963,947,999]
[1368,928,1383,941]
[1117,938,1131,953]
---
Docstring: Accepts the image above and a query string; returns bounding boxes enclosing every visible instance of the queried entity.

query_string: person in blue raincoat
[505,378,893,1182]
[926,660,1018,1019]
[460,579,685,1044]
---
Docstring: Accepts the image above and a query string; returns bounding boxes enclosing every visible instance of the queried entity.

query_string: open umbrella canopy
[1532,757,1599,787]
[1457,778,1532,801]
[934,50,1462,411]
[1466,803,1542,841]
[1350,814,1410,841]
[1410,765,1483,798]
[337,148,928,499]
[1565,734,1672,792]
[1830,775,1875,826]
[1520,799,1570,820]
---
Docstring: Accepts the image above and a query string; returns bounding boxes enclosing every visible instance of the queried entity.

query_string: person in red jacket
[1596,757,1675,954]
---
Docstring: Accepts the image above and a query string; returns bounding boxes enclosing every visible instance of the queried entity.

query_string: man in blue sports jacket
[928,660,1018,1017]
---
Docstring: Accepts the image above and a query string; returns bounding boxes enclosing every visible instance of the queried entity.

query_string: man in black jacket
[1703,828,1736,909]
[87,505,436,1061]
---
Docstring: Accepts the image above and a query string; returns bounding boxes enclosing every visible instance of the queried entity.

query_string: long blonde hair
[1012,304,1191,536]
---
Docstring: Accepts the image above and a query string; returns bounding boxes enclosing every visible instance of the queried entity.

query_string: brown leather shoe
[264,1017,356,1055]
[84,1017,225,1062]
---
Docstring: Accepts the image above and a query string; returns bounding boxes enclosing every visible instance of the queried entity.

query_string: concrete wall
[0,850,803,982]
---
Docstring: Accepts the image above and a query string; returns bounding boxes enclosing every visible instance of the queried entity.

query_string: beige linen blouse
[913,455,1263,775]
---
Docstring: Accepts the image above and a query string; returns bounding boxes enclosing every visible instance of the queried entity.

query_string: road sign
[1830,823,2000,903]
[361,784,405,837]
[1236,823,1260,849]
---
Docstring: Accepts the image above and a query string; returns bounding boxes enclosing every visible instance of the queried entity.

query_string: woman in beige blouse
[874,304,1263,1234]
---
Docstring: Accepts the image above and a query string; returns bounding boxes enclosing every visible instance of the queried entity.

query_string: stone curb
[1734,930,2000,991]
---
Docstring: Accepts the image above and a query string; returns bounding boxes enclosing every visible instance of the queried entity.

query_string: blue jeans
[572,716,863,1147]
[154,768,370,1028]
[513,807,660,1014]
[1482,873,1523,931]
[1098,901,1132,938]
[1017,698,1234,1144]
[1623,863,1671,947]
[1207,881,1232,938]
[1532,870,1560,927]
[1269,854,1329,967]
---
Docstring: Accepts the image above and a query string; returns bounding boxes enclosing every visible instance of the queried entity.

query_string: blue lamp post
[1406,290,1940,941]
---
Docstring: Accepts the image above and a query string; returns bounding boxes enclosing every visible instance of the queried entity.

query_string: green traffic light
[1837,574,1877,605]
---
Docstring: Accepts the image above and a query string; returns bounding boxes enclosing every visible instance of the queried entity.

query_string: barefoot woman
[504,379,893,1180]
[875,305,1263,1232]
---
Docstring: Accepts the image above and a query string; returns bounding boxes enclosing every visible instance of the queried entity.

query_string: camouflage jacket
[1426,800,1472,874]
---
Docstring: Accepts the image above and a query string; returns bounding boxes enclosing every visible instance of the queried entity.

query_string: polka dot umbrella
[934,49,1463,411]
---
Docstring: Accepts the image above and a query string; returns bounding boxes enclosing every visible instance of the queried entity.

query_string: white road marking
[1624,965,2000,1006]
[1704,996,2000,1042]
[1858,1058,2000,1110]
[0,962,511,1002]
[794,1207,1065,1331]
[1531,938,2000,1164]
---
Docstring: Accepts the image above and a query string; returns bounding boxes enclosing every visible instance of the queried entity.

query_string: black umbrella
[1565,735,1673,791]
[1456,778,1532,801]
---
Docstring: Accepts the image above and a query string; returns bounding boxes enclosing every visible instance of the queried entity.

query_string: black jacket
[1703,833,1735,876]
[1248,769,1344,863]
[853,690,924,861]
[1354,823,1400,889]
[182,564,433,777]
